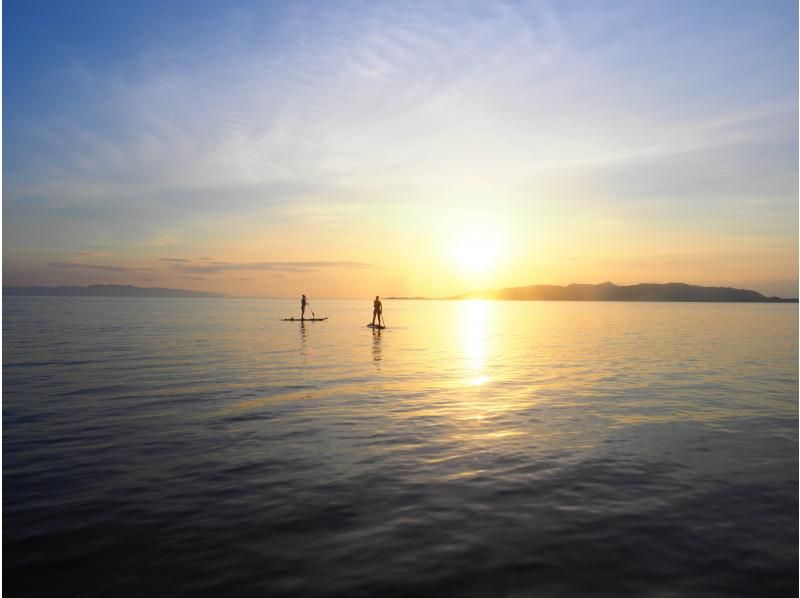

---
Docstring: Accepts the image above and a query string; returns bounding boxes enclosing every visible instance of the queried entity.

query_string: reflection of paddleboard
[367,323,386,329]
[282,317,328,321]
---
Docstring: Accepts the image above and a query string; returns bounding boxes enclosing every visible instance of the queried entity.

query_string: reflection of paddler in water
[299,319,307,353]
[372,296,383,326]
[372,325,382,366]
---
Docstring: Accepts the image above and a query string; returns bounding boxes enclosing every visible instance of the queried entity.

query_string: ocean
[3,297,798,597]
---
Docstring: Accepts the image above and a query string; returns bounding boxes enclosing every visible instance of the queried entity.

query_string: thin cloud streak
[172,260,378,274]
[47,262,146,272]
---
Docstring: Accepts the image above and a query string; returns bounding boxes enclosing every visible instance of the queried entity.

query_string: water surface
[4,298,798,596]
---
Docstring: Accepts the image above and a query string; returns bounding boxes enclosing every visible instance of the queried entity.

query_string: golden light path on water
[461,300,490,386]
[429,300,527,480]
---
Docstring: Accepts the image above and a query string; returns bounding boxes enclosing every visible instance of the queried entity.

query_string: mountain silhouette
[446,282,796,302]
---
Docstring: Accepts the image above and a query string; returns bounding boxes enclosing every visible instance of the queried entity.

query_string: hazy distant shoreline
[389,282,798,303]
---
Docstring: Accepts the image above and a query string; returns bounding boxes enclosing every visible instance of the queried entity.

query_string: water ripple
[4,297,797,597]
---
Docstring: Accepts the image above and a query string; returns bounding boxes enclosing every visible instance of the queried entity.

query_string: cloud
[72,250,110,258]
[47,261,145,272]
[171,260,377,274]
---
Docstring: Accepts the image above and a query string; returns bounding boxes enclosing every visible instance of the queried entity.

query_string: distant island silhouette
[389,282,797,302]
[3,285,226,298]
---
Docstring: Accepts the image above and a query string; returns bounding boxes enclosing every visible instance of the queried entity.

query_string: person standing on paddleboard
[301,294,308,320]
[372,296,382,326]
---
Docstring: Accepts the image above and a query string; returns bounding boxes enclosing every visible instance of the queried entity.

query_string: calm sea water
[4,297,798,597]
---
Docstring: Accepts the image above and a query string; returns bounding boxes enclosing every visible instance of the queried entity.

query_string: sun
[451,232,500,276]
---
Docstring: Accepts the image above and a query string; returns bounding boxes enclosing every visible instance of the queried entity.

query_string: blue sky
[3,0,798,297]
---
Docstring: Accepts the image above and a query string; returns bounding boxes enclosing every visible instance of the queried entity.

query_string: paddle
[306,300,315,318]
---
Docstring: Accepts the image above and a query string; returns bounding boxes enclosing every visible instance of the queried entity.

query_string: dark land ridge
[3,285,226,298]
[388,282,797,302]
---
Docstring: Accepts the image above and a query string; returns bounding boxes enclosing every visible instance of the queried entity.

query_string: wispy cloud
[47,261,146,272]
[171,260,377,274]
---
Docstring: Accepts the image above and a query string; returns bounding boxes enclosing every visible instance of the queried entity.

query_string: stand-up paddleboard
[367,323,386,329]
[282,317,328,321]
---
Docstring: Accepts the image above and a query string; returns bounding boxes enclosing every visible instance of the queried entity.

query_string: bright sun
[451,233,500,276]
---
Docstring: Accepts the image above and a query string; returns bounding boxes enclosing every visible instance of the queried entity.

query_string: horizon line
[4,281,798,302]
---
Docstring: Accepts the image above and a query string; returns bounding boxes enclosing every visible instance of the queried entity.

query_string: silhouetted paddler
[372,296,383,326]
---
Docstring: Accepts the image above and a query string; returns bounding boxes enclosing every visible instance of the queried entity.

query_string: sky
[3,0,798,298]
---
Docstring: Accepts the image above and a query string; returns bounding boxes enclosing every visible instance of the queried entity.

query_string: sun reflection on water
[468,374,491,386]
[461,300,490,381]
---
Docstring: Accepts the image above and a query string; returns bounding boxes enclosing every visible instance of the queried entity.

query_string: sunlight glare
[451,232,500,275]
